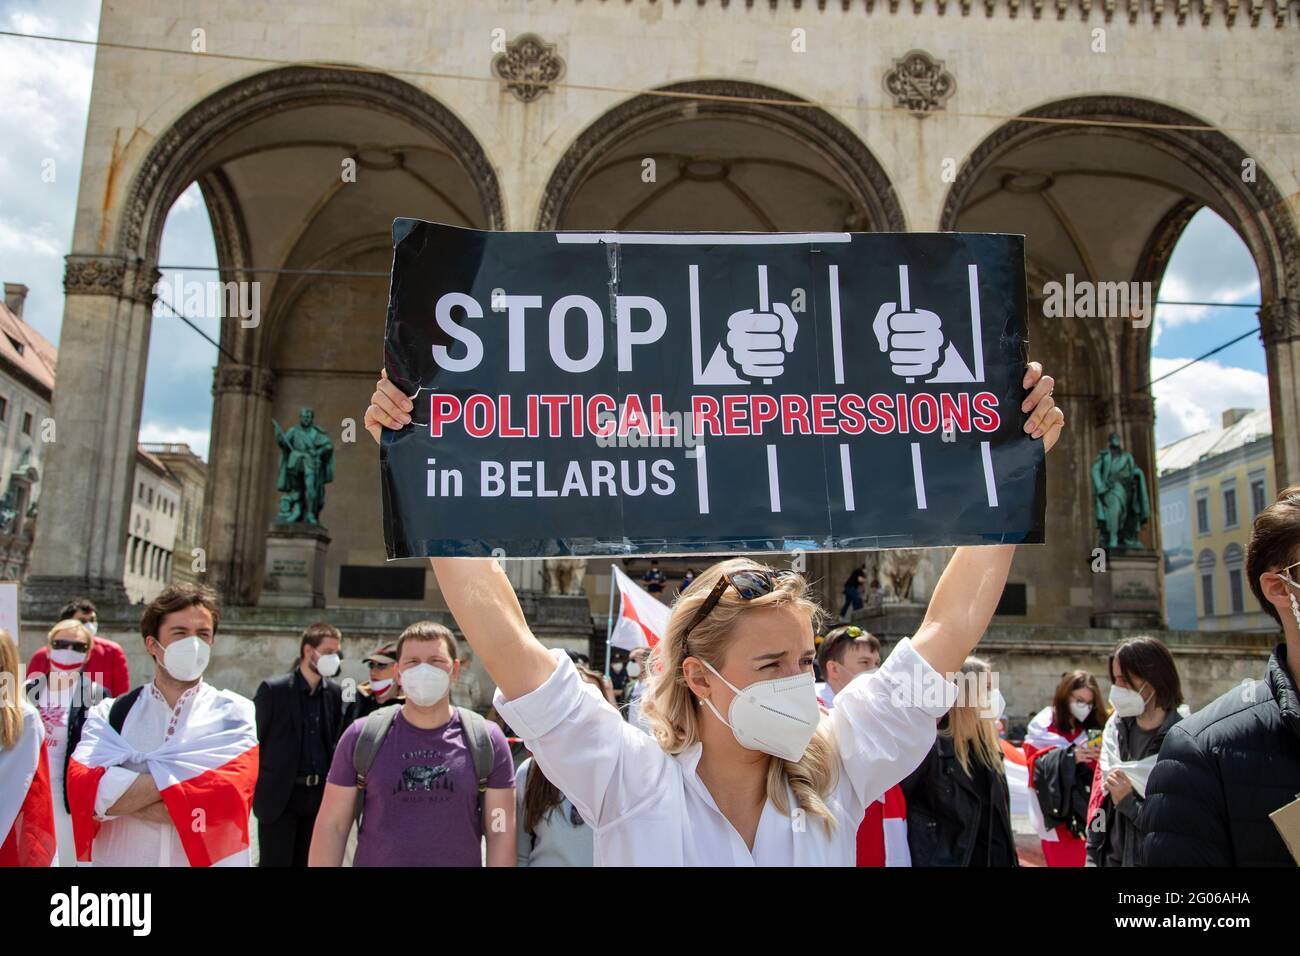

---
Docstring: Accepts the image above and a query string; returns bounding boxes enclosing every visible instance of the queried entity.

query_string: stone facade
[21,1,1299,703]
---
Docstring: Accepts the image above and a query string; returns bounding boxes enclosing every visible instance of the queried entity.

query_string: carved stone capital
[212,363,276,400]
[883,50,955,116]
[126,262,164,306]
[492,33,565,103]
[1259,299,1299,345]
[63,255,127,297]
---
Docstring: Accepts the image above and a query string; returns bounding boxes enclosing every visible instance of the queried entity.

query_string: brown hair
[1247,484,1300,628]
[139,583,220,642]
[817,626,881,671]
[523,664,607,836]
[300,622,341,658]
[395,621,458,662]
[1109,636,1183,712]
[0,628,22,748]
[1051,670,1106,733]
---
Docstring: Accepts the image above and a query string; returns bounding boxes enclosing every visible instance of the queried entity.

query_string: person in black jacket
[1140,485,1300,866]
[1085,636,1183,867]
[901,656,1018,867]
[253,622,346,867]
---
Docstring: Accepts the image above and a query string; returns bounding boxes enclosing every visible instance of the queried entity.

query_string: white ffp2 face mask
[400,663,450,706]
[1109,684,1148,718]
[700,659,821,762]
[314,652,341,678]
[1069,700,1092,723]
[158,635,210,682]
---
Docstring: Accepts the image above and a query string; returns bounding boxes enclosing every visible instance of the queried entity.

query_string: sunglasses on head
[681,568,797,647]
[819,625,864,657]
[51,639,89,652]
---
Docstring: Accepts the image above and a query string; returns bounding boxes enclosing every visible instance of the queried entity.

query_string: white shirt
[90,681,243,867]
[816,681,836,709]
[494,637,952,866]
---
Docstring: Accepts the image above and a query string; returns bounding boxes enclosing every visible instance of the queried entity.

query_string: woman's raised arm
[910,361,1064,675]
[365,371,557,699]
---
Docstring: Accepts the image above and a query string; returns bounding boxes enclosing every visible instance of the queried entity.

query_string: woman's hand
[1021,362,1064,452]
[364,369,413,443]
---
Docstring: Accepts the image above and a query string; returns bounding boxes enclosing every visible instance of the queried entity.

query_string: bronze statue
[273,408,334,525]
[1091,431,1150,549]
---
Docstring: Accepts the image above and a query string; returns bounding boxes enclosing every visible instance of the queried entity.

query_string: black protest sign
[380,220,1044,558]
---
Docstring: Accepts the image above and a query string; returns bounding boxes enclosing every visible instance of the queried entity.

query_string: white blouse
[494,637,953,866]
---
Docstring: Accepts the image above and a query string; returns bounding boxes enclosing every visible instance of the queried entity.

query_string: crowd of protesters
[1,364,1296,867]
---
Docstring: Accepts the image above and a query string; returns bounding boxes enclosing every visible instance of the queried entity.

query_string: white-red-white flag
[610,566,670,650]
[0,702,57,867]
[68,689,258,867]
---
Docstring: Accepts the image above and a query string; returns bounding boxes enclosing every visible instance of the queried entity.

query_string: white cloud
[1151,208,1260,347]
[137,423,210,462]
[1152,357,1269,447]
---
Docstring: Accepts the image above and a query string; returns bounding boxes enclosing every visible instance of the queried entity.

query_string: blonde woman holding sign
[364,363,1063,866]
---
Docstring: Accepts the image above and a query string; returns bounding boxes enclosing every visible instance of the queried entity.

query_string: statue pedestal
[261,524,330,608]
[1091,549,1162,629]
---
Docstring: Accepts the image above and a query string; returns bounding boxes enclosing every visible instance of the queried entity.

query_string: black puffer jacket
[1138,643,1300,866]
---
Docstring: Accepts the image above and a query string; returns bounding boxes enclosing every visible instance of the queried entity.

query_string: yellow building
[1158,409,1275,632]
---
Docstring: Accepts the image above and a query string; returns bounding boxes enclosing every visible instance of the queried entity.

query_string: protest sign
[380,221,1044,558]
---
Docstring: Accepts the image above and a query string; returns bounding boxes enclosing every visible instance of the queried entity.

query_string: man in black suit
[253,622,345,866]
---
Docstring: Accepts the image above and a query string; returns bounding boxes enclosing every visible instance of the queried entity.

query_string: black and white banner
[380,221,1044,558]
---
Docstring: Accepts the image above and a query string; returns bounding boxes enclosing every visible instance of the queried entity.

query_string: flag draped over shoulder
[610,566,670,651]
[68,690,258,867]
[0,703,57,867]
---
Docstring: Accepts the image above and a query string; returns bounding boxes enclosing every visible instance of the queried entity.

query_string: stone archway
[537,79,906,233]
[28,67,506,615]
[939,94,1300,627]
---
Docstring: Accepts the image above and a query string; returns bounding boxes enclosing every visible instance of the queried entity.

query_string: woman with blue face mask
[363,362,1065,865]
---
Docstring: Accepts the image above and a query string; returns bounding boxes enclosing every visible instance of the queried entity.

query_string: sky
[0,0,1271,463]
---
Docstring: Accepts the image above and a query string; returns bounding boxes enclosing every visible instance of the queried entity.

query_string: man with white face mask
[67,585,258,866]
[253,622,346,866]
[311,621,516,866]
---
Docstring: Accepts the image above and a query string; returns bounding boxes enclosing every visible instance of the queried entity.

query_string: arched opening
[118,66,505,606]
[940,96,1298,628]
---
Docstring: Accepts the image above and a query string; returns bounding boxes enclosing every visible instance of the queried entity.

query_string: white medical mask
[369,677,394,696]
[611,662,624,673]
[1069,700,1092,723]
[980,688,1007,720]
[158,635,210,682]
[1109,684,1148,718]
[50,648,87,670]
[84,621,98,636]
[699,659,821,762]
[400,663,450,706]
[314,652,341,678]
[626,662,642,678]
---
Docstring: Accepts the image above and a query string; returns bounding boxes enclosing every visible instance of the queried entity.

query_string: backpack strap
[108,687,144,735]
[456,706,495,812]
[351,705,401,829]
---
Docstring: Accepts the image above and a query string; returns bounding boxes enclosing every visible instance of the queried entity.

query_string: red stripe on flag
[620,598,659,648]
[160,744,259,867]
[0,746,56,867]
[66,757,107,864]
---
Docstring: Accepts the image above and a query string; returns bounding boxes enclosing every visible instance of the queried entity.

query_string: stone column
[203,363,277,606]
[24,255,159,623]
[1261,299,1300,491]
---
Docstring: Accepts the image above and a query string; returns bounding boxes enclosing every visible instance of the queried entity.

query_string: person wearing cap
[343,641,404,728]
[253,622,346,866]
